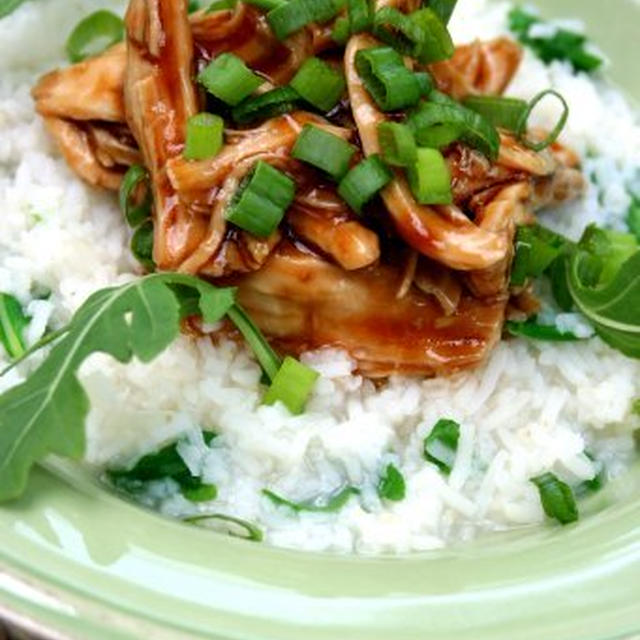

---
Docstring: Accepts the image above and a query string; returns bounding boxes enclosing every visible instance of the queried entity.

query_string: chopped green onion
[198,53,263,106]
[377,463,406,501]
[531,472,579,525]
[263,485,359,513]
[131,220,155,271]
[119,165,152,228]
[243,0,285,10]
[227,305,282,381]
[205,0,237,11]
[0,293,29,360]
[463,95,528,132]
[0,0,26,19]
[378,122,417,167]
[506,317,582,342]
[516,89,569,152]
[291,125,356,181]
[290,58,345,112]
[348,0,372,33]
[184,513,264,541]
[267,0,340,41]
[66,10,124,63]
[181,480,218,503]
[407,147,452,205]
[355,46,421,112]
[428,0,458,25]
[231,86,301,124]
[184,113,224,161]
[338,154,393,213]
[262,355,319,414]
[414,71,434,96]
[225,161,295,237]
[331,16,351,44]
[407,92,500,160]
[423,418,460,475]
[373,7,454,64]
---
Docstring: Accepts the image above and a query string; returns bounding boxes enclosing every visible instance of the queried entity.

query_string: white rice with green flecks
[0,0,638,553]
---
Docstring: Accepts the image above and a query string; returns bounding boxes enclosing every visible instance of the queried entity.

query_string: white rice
[0,0,638,554]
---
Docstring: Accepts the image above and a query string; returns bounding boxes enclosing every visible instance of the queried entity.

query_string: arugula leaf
[626,195,640,242]
[262,485,359,513]
[567,238,640,357]
[0,274,235,502]
[184,513,263,541]
[508,7,603,74]
[377,463,406,501]
[109,431,218,503]
[423,418,460,475]
[0,0,26,19]
[510,224,571,287]
[0,293,30,359]
[506,317,583,342]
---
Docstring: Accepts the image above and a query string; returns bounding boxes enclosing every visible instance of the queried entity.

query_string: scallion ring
[225,161,296,237]
[119,165,152,228]
[290,57,346,112]
[232,86,301,124]
[377,122,417,167]
[516,89,570,151]
[338,154,393,213]
[184,113,224,160]
[262,356,319,415]
[198,53,263,106]
[463,95,528,132]
[65,10,125,63]
[355,46,422,112]
[291,125,356,181]
[184,513,264,541]
[348,0,372,34]
[130,220,155,271]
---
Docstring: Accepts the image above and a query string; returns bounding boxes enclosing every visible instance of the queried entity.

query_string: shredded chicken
[31,0,586,377]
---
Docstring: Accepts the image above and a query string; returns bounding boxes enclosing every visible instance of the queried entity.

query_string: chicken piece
[124,0,209,270]
[41,117,139,190]
[235,243,506,377]
[33,43,127,123]
[413,258,463,316]
[345,33,508,271]
[430,38,523,100]
[287,205,380,270]
[166,112,349,196]
[465,181,530,298]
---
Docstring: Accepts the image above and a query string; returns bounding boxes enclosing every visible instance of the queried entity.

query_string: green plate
[1,1,640,639]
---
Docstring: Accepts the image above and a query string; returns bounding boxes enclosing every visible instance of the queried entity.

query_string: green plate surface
[1,1,640,639]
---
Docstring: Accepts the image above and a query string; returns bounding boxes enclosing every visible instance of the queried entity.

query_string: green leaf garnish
[566,228,640,358]
[377,463,406,501]
[506,317,583,342]
[508,7,603,73]
[109,431,218,502]
[262,485,359,513]
[0,274,235,501]
[627,195,640,242]
[423,418,460,475]
[0,293,30,360]
[0,0,26,19]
